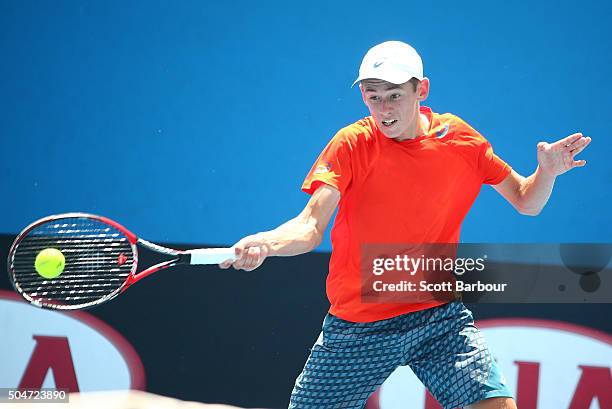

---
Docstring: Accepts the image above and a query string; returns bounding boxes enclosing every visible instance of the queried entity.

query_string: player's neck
[416,111,429,137]
[398,110,429,141]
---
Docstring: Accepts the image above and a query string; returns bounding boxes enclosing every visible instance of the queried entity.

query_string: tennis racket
[7,213,236,310]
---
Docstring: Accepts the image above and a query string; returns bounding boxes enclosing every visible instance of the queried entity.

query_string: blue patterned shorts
[288,301,512,409]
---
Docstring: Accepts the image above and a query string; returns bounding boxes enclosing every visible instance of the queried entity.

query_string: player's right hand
[219,234,270,272]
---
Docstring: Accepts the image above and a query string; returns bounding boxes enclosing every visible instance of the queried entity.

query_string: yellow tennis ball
[35,248,65,279]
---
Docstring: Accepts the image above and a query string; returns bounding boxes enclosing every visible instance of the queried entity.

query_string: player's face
[360,79,428,141]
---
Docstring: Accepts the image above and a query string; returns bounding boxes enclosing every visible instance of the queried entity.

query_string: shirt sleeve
[302,131,353,196]
[479,140,512,185]
[450,114,512,185]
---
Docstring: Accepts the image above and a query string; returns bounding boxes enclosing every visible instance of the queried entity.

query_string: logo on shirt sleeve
[314,162,332,174]
[436,124,450,139]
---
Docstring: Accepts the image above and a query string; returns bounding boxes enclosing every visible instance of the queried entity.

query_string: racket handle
[187,248,236,265]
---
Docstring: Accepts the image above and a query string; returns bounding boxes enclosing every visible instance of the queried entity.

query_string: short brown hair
[360,77,420,92]
[408,77,419,92]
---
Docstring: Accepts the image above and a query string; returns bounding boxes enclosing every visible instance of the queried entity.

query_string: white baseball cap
[352,41,424,87]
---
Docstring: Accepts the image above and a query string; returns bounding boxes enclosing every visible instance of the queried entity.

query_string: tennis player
[220,41,591,408]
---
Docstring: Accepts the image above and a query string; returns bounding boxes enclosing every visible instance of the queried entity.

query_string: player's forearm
[256,217,322,257]
[517,166,556,216]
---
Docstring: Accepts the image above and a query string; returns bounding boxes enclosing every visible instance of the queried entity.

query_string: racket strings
[10,218,135,308]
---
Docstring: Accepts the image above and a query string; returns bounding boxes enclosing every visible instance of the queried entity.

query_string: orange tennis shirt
[302,106,512,322]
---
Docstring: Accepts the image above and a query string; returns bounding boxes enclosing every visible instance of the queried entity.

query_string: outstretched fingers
[569,136,591,155]
[567,136,591,168]
[558,132,584,148]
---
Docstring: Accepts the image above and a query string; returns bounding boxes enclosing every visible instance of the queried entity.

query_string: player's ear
[417,77,430,102]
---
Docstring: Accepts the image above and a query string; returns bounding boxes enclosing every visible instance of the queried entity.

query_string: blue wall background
[2,0,610,250]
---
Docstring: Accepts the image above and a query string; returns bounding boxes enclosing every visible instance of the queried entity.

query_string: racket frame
[8,212,234,310]
[8,213,141,309]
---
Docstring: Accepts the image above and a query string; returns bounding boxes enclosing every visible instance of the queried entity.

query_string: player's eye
[390,94,401,100]
[369,95,380,102]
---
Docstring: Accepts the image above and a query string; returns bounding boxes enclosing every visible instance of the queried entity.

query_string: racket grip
[187,248,236,265]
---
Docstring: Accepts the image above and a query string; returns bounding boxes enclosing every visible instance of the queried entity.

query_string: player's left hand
[537,132,591,177]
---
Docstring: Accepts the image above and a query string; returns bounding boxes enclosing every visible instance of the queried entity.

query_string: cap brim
[351,71,422,88]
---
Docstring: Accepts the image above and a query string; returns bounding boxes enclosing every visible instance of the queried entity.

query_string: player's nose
[381,100,393,114]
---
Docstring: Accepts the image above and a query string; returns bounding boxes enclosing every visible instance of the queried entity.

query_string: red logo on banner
[18,336,79,392]
[1,290,145,392]
[569,366,612,409]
